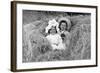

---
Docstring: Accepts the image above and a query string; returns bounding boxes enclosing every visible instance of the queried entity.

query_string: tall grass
[22,10,91,62]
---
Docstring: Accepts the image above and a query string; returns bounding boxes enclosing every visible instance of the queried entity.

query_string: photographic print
[11,1,98,72]
[22,10,91,62]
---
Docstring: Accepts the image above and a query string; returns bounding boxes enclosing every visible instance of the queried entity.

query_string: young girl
[45,19,65,50]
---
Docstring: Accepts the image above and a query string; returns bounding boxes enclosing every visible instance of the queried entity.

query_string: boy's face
[60,22,67,31]
[50,26,57,34]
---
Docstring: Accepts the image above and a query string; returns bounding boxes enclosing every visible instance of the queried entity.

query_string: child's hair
[48,26,57,34]
[59,20,68,31]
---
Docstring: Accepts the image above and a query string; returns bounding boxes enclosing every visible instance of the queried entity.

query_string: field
[22,10,91,62]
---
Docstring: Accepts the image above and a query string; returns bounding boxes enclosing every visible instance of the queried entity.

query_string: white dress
[46,34,65,50]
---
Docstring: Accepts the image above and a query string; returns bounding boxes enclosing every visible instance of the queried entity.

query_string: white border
[17,3,96,69]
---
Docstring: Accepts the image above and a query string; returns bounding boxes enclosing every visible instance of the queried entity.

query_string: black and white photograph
[11,1,97,72]
[22,10,91,62]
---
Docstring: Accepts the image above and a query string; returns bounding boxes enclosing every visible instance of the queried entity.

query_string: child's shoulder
[64,31,70,34]
[46,34,60,37]
[46,34,55,38]
[46,34,51,37]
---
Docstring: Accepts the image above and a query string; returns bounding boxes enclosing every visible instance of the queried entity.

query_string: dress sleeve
[57,34,63,43]
[46,35,50,41]
[65,31,70,38]
[64,31,71,48]
[46,35,52,45]
[57,34,65,50]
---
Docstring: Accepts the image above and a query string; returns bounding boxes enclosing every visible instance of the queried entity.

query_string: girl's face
[60,22,67,31]
[49,26,57,34]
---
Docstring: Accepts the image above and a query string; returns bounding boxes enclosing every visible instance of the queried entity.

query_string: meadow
[22,10,91,62]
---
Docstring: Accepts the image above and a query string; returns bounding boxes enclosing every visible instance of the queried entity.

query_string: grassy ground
[22,10,91,62]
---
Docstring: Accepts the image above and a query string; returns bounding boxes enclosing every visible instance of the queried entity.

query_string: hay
[22,11,91,62]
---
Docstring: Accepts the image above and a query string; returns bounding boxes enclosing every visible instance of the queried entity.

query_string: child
[45,19,65,50]
[58,17,71,48]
